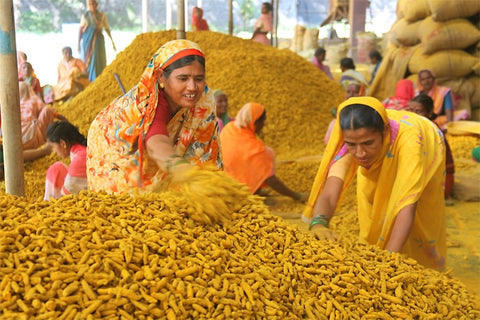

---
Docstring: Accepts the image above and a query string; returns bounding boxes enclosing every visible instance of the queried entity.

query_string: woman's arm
[310,176,343,223]
[145,135,179,172]
[264,175,306,201]
[384,203,417,252]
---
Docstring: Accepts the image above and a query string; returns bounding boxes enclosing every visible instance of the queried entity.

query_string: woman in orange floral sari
[87,39,222,193]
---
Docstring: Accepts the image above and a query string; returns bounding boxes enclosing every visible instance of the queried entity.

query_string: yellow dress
[304,96,446,270]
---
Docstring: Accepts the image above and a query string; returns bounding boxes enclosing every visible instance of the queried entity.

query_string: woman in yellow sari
[304,96,446,270]
[87,39,221,193]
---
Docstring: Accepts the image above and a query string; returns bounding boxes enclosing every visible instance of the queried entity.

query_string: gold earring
[160,83,164,89]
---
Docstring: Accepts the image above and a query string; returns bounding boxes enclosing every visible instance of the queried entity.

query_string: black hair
[255,110,266,125]
[46,121,87,146]
[410,93,435,117]
[339,104,384,133]
[62,46,72,54]
[162,55,205,78]
[262,2,273,12]
[314,47,326,57]
[369,50,382,61]
[340,57,355,70]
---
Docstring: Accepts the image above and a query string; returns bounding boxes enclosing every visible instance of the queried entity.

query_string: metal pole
[142,0,148,33]
[273,0,279,47]
[228,0,233,35]
[177,0,186,39]
[184,0,189,31]
[0,0,25,196]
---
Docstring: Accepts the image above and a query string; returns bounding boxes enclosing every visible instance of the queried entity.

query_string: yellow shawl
[304,96,446,270]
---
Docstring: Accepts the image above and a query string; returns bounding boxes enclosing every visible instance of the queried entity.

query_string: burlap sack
[356,32,377,63]
[428,0,480,21]
[468,76,480,118]
[324,41,349,69]
[303,28,319,51]
[401,0,430,22]
[290,25,306,53]
[369,45,418,101]
[408,47,480,79]
[420,17,480,54]
[389,18,422,47]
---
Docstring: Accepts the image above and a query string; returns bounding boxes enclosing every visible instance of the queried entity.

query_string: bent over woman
[87,39,222,194]
[304,96,446,270]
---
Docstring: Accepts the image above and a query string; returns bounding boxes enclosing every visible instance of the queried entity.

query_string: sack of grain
[356,31,377,63]
[290,25,306,53]
[468,76,480,119]
[303,28,319,51]
[401,0,430,22]
[408,47,480,78]
[389,18,422,47]
[324,41,349,69]
[427,0,480,21]
[439,78,476,114]
[420,17,480,54]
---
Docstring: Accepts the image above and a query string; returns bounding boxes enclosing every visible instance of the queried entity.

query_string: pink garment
[252,13,273,45]
[383,79,415,110]
[19,85,56,150]
[44,144,87,200]
[216,116,235,133]
[311,57,333,80]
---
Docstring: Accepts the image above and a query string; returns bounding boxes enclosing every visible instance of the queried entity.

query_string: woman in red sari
[191,7,209,31]
[252,2,273,45]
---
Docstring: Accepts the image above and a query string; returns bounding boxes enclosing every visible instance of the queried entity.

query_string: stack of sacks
[370,0,480,120]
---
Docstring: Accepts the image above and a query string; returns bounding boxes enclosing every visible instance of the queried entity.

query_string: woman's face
[215,94,228,117]
[343,127,385,167]
[419,71,434,92]
[49,140,69,158]
[21,63,32,78]
[408,101,429,118]
[254,114,266,134]
[161,60,205,111]
[87,0,98,12]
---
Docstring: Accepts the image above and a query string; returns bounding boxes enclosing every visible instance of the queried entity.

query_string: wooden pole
[0,0,25,196]
[177,0,186,39]
[142,0,148,33]
[228,0,233,35]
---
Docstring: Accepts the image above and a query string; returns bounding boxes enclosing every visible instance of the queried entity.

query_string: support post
[0,0,25,196]
[177,0,186,39]
[348,0,369,61]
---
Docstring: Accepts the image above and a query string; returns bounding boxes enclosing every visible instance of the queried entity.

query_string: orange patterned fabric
[87,39,221,193]
[220,102,273,193]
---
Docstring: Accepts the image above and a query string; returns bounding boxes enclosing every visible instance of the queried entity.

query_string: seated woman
[87,39,222,193]
[19,62,42,99]
[213,89,234,133]
[44,121,88,200]
[416,69,469,129]
[0,81,67,162]
[220,102,308,202]
[408,93,454,201]
[382,79,415,111]
[53,46,90,102]
[304,96,446,270]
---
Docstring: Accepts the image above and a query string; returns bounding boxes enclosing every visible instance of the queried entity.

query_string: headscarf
[304,96,446,269]
[220,103,272,193]
[213,89,230,127]
[87,39,220,193]
[383,79,415,110]
[416,69,450,115]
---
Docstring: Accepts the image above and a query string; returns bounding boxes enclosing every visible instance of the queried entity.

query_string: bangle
[309,215,330,230]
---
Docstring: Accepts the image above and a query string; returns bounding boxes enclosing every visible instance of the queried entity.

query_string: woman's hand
[309,223,337,241]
